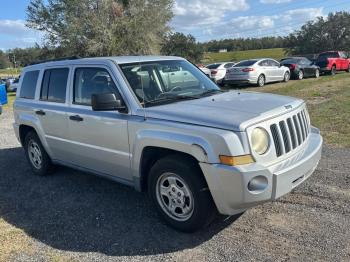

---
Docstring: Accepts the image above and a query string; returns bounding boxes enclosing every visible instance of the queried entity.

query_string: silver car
[13,56,322,232]
[225,59,290,87]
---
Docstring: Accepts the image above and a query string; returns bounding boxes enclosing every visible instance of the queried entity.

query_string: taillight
[211,70,218,75]
[242,68,254,72]
[289,64,296,70]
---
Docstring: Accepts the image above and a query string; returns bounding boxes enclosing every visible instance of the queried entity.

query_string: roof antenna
[139,56,146,120]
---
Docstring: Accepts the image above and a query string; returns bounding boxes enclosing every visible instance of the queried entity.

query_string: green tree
[26,0,173,57]
[161,32,203,63]
[285,12,350,55]
[0,51,10,69]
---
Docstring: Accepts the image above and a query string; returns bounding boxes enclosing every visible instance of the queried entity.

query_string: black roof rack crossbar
[27,56,81,66]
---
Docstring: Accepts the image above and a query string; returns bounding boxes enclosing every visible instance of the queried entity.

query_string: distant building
[218,49,227,53]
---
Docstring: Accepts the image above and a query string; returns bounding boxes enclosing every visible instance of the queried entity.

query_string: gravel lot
[0,108,349,262]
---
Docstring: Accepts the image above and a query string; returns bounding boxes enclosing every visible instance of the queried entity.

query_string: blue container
[0,84,7,105]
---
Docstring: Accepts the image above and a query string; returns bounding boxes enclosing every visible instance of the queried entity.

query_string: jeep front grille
[270,109,310,157]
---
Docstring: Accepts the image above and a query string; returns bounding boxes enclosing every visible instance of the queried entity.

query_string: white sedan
[224,59,290,87]
[206,62,235,85]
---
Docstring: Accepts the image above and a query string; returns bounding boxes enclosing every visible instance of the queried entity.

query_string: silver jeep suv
[13,56,323,232]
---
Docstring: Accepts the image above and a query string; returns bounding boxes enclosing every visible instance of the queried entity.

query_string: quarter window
[40,68,69,103]
[73,68,120,106]
[19,70,39,99]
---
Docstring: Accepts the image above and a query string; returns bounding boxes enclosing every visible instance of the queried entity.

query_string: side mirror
[91,93,127,112]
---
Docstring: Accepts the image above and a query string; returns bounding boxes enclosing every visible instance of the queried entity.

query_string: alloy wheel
[156,172,194,221]
[28,140,43,169]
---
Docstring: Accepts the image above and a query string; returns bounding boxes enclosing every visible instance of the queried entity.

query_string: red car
[315,51,350,75]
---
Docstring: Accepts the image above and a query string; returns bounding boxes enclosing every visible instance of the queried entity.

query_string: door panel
[67,108,131,180]
[67,66,131,181]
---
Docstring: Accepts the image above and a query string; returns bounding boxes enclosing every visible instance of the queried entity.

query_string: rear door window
[19,70,40,99]
[40,68,69,103]
[258,60,269,67]
[268,60,280,67]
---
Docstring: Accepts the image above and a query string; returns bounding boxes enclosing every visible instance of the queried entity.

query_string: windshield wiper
[199,89,226,97]
[144,94,198,107]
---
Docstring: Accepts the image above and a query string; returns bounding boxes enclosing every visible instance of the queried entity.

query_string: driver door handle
[69,115,84,122]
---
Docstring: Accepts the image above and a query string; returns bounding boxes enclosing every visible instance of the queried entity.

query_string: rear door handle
[35,110,46,116]
[69,115,84,122]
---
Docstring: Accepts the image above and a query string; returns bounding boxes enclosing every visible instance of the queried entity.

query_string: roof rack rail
[27,56,82,66]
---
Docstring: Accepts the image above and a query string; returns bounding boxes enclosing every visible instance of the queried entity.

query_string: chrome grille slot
[270,124,282,157]
[270,108,310,158]
[293,115,302,145]
[279,121,291,153]
[297,113,306,141]
[286,118,297,149]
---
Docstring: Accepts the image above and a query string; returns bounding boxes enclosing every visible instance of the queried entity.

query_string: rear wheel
[315,69,320,78]
[331,65,336,76]
[297,70,304,80]
[24,131,54,176]
[283,71,290,82]
[148,155,216,232]
[257,74,265,87]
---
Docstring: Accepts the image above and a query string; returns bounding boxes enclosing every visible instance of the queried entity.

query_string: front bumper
[200,128,323,215]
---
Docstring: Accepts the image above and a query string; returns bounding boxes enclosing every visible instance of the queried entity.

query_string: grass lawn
[202,48,286,64]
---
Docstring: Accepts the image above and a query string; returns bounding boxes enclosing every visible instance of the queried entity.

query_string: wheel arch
[138,147,202,192]
[131,130,217,192]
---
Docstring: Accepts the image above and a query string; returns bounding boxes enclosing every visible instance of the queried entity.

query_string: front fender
[131,129,219,187]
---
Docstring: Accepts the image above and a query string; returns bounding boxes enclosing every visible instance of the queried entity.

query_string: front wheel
[297,70,304,80]
[283,71,290,82]
[148,155,216,232]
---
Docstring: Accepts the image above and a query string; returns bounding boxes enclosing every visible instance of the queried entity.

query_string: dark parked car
[280,57,320,80]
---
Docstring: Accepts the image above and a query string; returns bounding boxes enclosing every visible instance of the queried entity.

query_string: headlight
[251,128,270,155]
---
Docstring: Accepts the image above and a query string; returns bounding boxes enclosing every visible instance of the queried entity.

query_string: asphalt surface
[0,108,349,262]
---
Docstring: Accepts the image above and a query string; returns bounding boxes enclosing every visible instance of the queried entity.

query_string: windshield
[234,60,258,67]
[119,60,221,107]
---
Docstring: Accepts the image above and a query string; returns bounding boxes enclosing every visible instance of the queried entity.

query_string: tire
[257,74,265,87]
[347,64,350,73]
[331,65,336,76]
[148,154,216,232]
[283,71,290,82]
[297,70,304,80]
[24,131,54,176]
[315,69,320,78]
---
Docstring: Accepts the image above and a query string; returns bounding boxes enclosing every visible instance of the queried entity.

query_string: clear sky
[1,0,350,50]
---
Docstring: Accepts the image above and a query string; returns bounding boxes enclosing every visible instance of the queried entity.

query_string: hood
[141,91,303,131]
